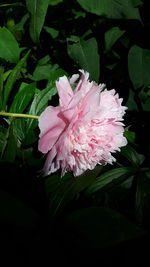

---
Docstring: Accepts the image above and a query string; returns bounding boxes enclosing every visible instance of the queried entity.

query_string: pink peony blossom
[38,70,127,177]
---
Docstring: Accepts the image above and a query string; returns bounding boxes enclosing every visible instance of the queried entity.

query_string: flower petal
[56,76,73,107]
[38,106,65,153]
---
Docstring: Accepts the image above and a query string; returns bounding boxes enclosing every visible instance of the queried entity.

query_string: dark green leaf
[67,36,100,82]
[77,0,141,21]
[10,14,29,33]
[105,27,125,52]
[131,0,143,7]
[10,83,35,113]
[13,119,26,143]
[26,0,49,43]
[32,65,54,81]
[86,167,134,195]
[126,89,138,111]
[0,66,4,110]
[1,119,18,162]
[38,55,51,65]
[49,0,63,5]
[0,126,7,152]
[0,27,20,63]
[0,2,23,7]
[139,89,150,111]
[44,26,59,39]
[3,50,30,109]
[121,145,145,167]
[124,130,136,144]
[45,166,103,216]
[128,45,150,89]
[23,86,56,146]
[62,207,145,248]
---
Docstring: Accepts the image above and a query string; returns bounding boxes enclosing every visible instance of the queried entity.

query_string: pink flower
[38,70,127,177]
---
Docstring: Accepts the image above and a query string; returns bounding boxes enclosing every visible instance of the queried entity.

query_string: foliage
[0,0,150,263]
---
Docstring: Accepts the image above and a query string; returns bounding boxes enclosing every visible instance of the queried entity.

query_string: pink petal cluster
[38,70,127,177]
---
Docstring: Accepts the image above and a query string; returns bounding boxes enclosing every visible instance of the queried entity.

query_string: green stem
[0,111,39,119]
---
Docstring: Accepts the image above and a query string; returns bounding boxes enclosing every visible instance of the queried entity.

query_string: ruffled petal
[56,76,73,108]
[38,106,65,153]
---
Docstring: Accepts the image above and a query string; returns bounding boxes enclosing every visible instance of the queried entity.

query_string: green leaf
[139,89,150,111]
[104,27,125,52]
[128,45,150,89]
[26,0,49,43]
[0,66,4,110]
[1,119,18,162]
[10,83,35,113]
[121,145,145,167]
[3,50,30,109]
[131,0,143,7]
[67,36,100,82]
[44,26,59,39]
[0,2,23,7]
[10,14,29,33]
[49,0,63,5]
[124,130,136,144]
[86,167,134,195]
[38,55,51,65]
[0,126,7,152]
[23,86,56,146]
[13,119,26,143]
[32,65,53,81]
[0,27,20,63]
[77,0,141,21]
[45,165,103,216]
[126,89,138,111]
[62,207,145,248]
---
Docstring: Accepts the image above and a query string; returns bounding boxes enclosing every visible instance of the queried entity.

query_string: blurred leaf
[0,66,4,110]
[0,126,7,152]
[3,50,30,109]
[38,55,51,65]
[67,36,100,82]
[23,86,56,146]
[1,119,18,162]
[44,26,59,39]
[136,171,150,225]
[77,0,141,21]
[72,9,86,19]
[13,119,26,143]
[10,14,29,33]
[128,45,150,89]
[45,166,103,216]
[105,27,125,52]
[126,89,138,111]
[121,145,145,167]
[26,0,49,43]
[0,27,20,63]
[3,70,12,82]
[49,0,63,5]
[0,2,23,7]
[124,130,136,144]
[62,207,145,248]
[86,167,134,195]
[131,0,143,7]
[32,65,53,81]
[139,89,150,111]
[10,83,35,113]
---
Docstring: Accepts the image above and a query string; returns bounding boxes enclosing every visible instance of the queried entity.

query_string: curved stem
[0,111,39,119]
